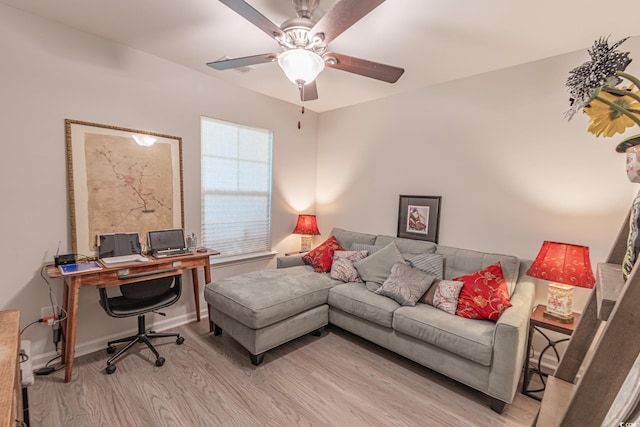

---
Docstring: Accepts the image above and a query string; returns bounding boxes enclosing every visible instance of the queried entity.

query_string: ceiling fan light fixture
[277,48,325,86]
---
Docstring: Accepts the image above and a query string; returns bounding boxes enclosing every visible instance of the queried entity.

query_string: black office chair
[98,274,185,374]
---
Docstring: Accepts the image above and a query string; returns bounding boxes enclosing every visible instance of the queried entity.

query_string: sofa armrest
[277,255,306,269]
[487,260,535,403]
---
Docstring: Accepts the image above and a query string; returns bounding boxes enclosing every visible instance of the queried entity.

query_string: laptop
[148,228,191,258]
[97,232,148,266]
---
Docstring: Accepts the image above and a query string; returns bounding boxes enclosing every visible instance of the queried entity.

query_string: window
[201,117,273,258]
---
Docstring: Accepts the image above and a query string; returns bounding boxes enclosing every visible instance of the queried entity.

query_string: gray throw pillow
[375,263,435,306]
[353,242,406,291]
[349,243,384,255]
[403,253,444,279]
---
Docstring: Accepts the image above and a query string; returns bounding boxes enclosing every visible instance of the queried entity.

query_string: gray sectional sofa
[204,228,535,413]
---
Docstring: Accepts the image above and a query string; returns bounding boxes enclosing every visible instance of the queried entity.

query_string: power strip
[34,367,55,376]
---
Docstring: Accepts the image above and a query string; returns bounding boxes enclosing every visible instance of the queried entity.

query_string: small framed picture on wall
[397,195,441,243]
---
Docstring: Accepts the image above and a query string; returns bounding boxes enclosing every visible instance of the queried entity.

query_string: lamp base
[542,310,575,324]
[300,235,312,252]
[545,282,575,324]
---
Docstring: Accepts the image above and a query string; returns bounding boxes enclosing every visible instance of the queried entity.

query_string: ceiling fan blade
[207,53,278,70]
[310,0,386,45]
[324,52,404,83]
[219,0,284,40]
[300,80,319,101]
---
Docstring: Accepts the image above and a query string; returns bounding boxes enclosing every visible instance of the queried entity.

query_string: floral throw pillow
[330,250,368,282]
[419,279,464,315]
[453,262,512,321]
[302,236,345,273]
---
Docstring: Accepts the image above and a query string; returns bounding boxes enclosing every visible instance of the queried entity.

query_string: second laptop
[148,229,191,258]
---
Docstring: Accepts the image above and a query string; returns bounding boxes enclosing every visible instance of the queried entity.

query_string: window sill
[209,251,278,268]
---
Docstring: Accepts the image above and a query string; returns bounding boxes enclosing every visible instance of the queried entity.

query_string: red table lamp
[526,241,595,323]
[292,214,320,252]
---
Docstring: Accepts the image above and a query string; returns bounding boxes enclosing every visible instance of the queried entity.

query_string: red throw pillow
[453,262,512,321]
[302,236,345,273]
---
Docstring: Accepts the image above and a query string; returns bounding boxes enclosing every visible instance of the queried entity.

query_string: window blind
[201,117,273,257]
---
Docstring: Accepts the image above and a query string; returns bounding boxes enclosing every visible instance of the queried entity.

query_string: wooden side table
[522,304,579,400]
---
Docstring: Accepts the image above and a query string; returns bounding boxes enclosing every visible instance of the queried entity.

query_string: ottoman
[204,266,339,365]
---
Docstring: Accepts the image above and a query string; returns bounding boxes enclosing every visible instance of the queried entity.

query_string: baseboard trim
[528,350,560,373]
[31,309,208,369]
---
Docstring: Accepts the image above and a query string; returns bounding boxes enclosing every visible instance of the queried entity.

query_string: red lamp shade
[292,214,320,236]
[526,241,595,288]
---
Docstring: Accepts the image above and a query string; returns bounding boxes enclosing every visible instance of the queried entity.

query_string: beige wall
[0,5,318,365]
[315,37,640,310]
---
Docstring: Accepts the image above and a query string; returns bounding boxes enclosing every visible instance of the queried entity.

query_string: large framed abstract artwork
[65,119,184,256]
[397,195,441,243]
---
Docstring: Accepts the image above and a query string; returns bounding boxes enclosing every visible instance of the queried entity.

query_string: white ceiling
[2,0,640,112]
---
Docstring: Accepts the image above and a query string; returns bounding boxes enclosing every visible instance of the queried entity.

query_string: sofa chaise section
[204,266,340,365]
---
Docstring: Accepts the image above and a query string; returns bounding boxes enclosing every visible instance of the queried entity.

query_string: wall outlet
[41,306,59,324]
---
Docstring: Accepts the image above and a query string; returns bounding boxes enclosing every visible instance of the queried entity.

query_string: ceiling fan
[207,0,405,102]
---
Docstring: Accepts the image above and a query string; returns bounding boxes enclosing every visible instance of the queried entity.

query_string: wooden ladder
[536,208,640,426]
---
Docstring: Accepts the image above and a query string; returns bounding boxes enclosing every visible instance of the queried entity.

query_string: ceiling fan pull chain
[298,104,305,130]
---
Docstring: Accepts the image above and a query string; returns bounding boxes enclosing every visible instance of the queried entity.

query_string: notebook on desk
[97,232,148,266]
[148,229,191,258]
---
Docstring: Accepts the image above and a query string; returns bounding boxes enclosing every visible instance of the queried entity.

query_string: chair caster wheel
[106,346,116,354]
[155,357,165,367]
[106,364,116,374]
[176,336,185,345]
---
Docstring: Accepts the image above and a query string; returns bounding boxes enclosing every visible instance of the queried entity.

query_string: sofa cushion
[435,246,520,295]
[353,242,406,291]
[403,253,444,279]
[204,266,339,329]
[393,305,495,366]
[330,228,377,250]
[374,235,437,254]
[419,279,464,315]
[329,282,400,328]
[302,236,345,272]
[330,250,368,282]
[454,262,512,321]
[375,263,435,306]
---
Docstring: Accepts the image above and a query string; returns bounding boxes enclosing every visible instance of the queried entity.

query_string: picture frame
[397,195,441,243]
[65,119,184,257]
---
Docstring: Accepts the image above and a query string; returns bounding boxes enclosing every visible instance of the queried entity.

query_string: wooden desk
[0,309,21,427]
[47,251,214,383]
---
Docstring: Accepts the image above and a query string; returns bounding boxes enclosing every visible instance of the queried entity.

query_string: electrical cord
[20,319,43,335]
[14,256,70,377]
[43,354,63,370]
[17,265,64,375]
[38,263,68,322]
[27,257,80,375]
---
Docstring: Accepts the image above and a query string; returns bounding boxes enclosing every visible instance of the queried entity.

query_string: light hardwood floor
[28,321,539,426]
